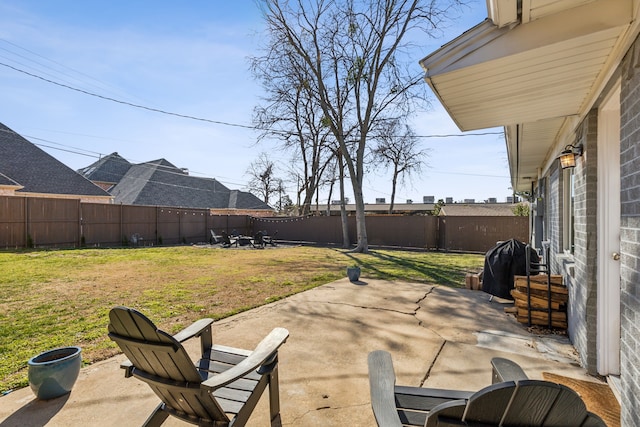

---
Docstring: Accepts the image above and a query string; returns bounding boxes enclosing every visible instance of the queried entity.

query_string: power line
[3,125,508,207]
[0,61,257,130]
[0,127,252,190]
[1,60,504,140]
[0,37,148,106]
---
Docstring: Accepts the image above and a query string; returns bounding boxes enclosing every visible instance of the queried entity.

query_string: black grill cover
[482,239,539,299]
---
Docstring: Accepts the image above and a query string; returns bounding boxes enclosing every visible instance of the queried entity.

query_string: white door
[596,85,621,376]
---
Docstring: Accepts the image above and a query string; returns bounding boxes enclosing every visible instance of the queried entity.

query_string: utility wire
[0,127,252,190]
[5,125,509,206]
[0,61,256,130]
[1,60,503,139]
[0,37,145,104]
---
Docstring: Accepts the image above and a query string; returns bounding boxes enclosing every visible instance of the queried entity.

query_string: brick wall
[619,36,640,426]
[542,111,600,374]
[568,110,599,374]
[547,165,561,268]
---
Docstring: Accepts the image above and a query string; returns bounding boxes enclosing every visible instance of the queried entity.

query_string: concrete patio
[0,278,598,426]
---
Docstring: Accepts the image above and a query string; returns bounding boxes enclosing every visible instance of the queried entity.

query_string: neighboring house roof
[438,203,520,216]
[107,159,271,210]
[0,122,111,198]
[419,0,636,192]
[78,152,132,185]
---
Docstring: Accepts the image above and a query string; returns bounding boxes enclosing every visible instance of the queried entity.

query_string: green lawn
[0,245,483,393]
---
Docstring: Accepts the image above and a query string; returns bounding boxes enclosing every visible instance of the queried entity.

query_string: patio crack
[324,288,434,318]
[419,339,446,387]
[325,301,417,316]
[412,288,434,327]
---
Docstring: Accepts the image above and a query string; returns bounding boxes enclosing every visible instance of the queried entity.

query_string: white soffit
[420,0,632,132]
[505,118,568,192]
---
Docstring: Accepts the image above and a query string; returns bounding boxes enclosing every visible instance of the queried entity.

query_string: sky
[0,1,512,206]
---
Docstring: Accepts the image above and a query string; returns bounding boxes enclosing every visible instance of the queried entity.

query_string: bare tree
[254,0,464,252]
[251,41,336,216]
[246,152,280,205]
[373,120,430,213]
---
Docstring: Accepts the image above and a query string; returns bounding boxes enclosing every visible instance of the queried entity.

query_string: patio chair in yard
[252,231,265,249]
[368,350,605,427]
[108,306,289,427]
[220,231,238,248]
[210,230,223,245]
[262,230,277,247]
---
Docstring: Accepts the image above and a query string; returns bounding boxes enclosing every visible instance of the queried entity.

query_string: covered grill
[482,239,539,299]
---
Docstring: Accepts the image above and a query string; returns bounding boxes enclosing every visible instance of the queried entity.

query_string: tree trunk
[352,185,368,252]
[301,181,315,215]
[326,178,335,216]
[389,169,398,214]
[338,154,350,248]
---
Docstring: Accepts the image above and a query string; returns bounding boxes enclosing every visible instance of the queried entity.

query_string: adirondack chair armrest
[368,350,403,427]
[490,357,528,384]
[201,327,289,390]
[172,318,215,343]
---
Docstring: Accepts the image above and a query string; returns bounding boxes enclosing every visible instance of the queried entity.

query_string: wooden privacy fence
[0,196,529,252]
[0,197,251,248]
[251,215,440,249]
[438,216,530,253]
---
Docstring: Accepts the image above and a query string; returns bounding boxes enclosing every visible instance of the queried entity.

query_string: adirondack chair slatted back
[429,380,602,427]
[370,351,606,427]
[498,381,588,427]
[108,307,229,424]
[463,381,517,423]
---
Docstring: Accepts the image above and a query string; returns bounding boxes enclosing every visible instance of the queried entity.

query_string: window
[562,167,575,254]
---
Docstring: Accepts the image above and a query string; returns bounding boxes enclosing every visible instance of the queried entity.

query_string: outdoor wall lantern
[558,143,583,169]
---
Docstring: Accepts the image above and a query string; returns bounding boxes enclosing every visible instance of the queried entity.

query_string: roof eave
[419,0,635,191]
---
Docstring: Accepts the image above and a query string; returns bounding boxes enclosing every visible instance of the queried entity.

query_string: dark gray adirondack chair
[108,306,289,427]
[251,231,265,249]
[210,230,222,245]
[368,350,606,427]
[220,231,239,248]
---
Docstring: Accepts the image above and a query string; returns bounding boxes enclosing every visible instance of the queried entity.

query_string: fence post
[24,197,29,248]
[78,199,82,248]
[120,203,123,246]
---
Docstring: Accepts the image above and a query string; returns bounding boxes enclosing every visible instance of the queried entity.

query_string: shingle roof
[0,123,111,197]
[229,190,272,210]
[110,160,271,210]
[439,203,520,216]
[78,152,132,184]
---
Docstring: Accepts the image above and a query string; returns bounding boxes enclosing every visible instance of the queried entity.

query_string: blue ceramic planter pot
[28,346,82,400]
[347,266,361,282]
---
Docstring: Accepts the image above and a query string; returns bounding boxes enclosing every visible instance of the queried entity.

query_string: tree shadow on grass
[344,250,471,288]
